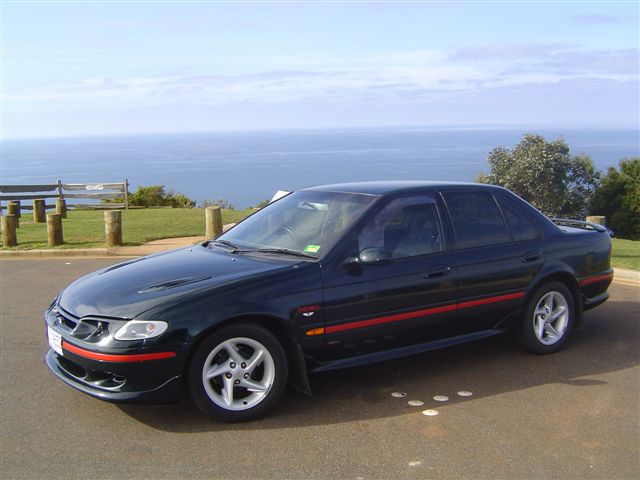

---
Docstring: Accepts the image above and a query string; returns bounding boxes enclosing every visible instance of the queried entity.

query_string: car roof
[303,180,501,196]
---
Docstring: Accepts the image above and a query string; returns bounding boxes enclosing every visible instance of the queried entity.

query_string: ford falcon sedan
[45,181,613,421]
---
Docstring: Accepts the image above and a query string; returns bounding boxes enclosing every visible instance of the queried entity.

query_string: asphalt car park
[1,258,638,479]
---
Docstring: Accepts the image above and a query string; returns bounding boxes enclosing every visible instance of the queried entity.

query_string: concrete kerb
[614,268,640,285]
[0,236,208,259]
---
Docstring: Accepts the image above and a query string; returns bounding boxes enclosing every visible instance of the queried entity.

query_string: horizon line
[2,123,639,142]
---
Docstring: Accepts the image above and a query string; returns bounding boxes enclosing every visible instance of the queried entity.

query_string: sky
[1,0,639,139]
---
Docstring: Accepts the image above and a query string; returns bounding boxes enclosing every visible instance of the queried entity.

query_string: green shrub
[128,185,195,208]
[201,198,235,209]
[591,158,640,239]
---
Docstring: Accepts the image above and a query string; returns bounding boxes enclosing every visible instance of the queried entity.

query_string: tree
[591,158,640,239]
[477,134,600,218]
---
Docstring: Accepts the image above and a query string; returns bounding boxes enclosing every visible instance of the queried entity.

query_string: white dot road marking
[457,391,473,397]
[433,395,449,402]
[422,409,439,416]
[391,392,407,398]
[408,400,424,407]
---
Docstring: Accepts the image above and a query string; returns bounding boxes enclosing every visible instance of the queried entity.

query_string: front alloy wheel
[520,281,575,354]
[202,337,275,411]
[188,323,288,422]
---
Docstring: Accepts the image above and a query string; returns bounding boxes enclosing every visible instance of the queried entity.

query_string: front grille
[54,307,115,343]
[56,309,78,331]
[56,354,127,391]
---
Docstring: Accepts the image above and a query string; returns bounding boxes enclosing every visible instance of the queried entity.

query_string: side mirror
[358,247,393,265]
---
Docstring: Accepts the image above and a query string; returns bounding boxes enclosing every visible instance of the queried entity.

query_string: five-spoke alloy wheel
[188,323,288,422]
[520,281,575,354]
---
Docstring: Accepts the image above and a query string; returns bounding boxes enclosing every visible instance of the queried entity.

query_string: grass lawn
[611,238,639,271]
[1,208,253,250]
[3,209,639,271]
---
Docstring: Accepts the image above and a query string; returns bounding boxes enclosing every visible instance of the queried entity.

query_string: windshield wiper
[253,248,317,259]
[207,242,316,258]
[207,239,242,252]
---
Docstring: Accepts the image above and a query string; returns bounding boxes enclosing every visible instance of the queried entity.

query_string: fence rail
[0,180,129,212]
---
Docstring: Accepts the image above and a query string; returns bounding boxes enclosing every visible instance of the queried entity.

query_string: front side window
[442,191,511,248]
[217,190,376,257]
[358,193,444,259]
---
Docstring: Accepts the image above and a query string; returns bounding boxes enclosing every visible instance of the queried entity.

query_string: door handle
[521,251,541,263]
[424,265,451,279]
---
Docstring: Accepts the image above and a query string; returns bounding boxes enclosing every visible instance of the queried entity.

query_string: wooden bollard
[33,199,46,223]
[7,202,20,228]
[104,211,122,247]
[205,206,223,238]
[1,215,17,247]
[9,200,20,217]
[47,213,63,246]
[55,198,67,218]
[586,215,606,226]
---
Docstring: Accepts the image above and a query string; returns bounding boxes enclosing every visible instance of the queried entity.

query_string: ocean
[2,127,638,208]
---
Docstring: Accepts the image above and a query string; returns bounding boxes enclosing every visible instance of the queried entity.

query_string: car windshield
[215,190,377,257]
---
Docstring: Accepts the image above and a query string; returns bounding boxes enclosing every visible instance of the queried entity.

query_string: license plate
[48,326,63,356]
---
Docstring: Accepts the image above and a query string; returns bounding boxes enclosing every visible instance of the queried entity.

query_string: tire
[187,323,288,422]
[519,281,575,354]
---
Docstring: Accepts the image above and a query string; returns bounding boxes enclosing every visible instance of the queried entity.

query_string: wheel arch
[185,314,312,396]
[526,270,584,326]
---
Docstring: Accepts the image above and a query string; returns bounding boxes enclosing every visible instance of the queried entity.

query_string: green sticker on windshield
[303,244,321,254]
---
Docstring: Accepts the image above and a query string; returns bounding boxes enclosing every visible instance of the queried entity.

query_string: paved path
[1,258,638,479]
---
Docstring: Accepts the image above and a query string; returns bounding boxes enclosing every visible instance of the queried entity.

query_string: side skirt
[310,329,506,374]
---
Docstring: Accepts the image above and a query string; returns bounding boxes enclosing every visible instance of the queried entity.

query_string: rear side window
[499,199,539,242]
[443,191,511,248]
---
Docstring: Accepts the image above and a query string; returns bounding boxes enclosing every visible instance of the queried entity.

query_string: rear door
[320,192,459,361]
[440,189,544,334]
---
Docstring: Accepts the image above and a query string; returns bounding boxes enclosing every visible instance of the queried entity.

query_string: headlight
[114,320,168,341]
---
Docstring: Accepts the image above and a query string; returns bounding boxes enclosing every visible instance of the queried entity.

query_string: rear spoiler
[550,218,614,237]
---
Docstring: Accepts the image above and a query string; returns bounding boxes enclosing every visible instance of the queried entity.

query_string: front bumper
[45,349,183,404]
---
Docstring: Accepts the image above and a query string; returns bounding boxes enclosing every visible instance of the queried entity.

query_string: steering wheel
[276,225,301,244]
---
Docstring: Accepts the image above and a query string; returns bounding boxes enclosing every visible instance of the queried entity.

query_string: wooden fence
[0,180,129,212]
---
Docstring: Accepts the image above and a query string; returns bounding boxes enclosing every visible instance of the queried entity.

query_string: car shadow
[117,299,639,432]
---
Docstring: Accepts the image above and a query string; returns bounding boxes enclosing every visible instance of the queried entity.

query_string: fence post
[55,198,67,218]
[1,215,17,247]
[7,202,20,228]
[47,213,63,246]
[124,179,129,210]
[586,215,606,226]
[205,206,223,238]
[104,211,122,247]
[33,199,46,223]
[9,200,21,218]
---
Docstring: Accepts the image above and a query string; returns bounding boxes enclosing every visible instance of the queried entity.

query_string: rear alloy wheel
[520,281,575,354]
[188,323,288,422]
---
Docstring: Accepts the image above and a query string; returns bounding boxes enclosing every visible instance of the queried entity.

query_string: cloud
[4,44,638,115]
[448,44,563,61]
[572,14,622,25]
[537,48,639,75]
[449,43,639,76]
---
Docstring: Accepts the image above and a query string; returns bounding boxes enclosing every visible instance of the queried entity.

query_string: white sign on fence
[85,184,105,191]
